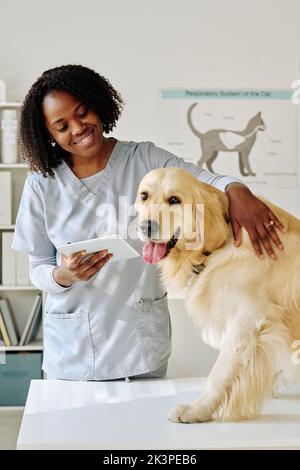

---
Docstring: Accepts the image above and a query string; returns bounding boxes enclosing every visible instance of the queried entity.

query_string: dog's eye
[141,191,148,201]
[168,196,181,205]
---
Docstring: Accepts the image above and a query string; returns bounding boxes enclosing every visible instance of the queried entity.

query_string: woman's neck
[68,137,116,178]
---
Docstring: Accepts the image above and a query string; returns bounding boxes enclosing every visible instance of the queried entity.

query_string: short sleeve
[146,141,243,192]
[11,177,56,257]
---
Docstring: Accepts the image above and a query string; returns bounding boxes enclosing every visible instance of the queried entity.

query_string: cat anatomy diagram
[187,103,266,177]
[158,89,297,188]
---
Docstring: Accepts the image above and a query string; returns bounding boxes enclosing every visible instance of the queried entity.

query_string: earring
[51,141,56,147]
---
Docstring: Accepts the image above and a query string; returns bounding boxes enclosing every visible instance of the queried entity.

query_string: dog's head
[135,167,230,266]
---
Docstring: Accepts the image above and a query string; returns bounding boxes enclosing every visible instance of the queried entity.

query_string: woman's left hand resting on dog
[225,182,285,260]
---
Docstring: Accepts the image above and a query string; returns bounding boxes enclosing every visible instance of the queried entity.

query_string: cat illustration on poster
[187,103,266,176]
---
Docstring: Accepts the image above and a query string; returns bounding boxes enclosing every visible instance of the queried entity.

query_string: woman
[12,65,284,381]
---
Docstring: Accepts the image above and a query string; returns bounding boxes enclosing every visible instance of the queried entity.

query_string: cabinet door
[0,351,43,405]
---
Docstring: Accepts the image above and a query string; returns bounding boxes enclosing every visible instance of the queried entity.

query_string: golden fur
[135,167,300,423]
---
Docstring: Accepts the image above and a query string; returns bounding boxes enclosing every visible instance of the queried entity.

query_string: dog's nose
[140,220,159,238]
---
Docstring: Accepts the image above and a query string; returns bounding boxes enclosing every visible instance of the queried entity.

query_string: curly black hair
[20,64,124,177]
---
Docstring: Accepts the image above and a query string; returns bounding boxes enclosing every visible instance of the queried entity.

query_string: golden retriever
[135,167,300,423]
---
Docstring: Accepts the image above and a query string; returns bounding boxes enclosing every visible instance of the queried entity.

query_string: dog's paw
[168,403,211,423]
[168,404,191,423]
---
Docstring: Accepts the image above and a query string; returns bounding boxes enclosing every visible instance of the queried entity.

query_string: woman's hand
[225,183,285,260]
[53,249,113,287]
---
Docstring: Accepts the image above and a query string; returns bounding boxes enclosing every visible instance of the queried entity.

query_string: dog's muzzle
[141,227,180,264]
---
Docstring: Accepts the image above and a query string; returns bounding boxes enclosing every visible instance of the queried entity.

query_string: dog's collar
[192,264,205,275]
[192,251,211,275]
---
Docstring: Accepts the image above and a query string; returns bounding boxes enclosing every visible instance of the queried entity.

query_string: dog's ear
[193,182,230,253]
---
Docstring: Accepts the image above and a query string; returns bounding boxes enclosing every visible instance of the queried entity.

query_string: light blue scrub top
[12,140,240,380]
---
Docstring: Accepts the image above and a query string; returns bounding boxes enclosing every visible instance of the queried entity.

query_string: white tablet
[57,234,140,263]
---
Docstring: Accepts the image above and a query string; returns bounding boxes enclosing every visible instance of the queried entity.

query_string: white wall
[1,0,299,376]
[2,0,300,212]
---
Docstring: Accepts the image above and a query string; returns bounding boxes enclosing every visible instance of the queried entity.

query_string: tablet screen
[57,235,140,263]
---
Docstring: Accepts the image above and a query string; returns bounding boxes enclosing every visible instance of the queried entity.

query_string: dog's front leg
[168,335,244,423]
[169,313,276,423]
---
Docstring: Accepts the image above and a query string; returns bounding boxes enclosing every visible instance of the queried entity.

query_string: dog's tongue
[143,241,167,264]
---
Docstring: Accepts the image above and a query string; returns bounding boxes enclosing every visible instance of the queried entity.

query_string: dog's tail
[187,103,204,138]
[215,321,288,421]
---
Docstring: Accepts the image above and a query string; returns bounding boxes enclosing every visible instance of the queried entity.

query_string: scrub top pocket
[135,292,172,371]
[43,310,94,380]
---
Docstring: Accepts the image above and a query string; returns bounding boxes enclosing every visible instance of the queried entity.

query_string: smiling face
[135,168,204,264]
[42,90,105,161]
